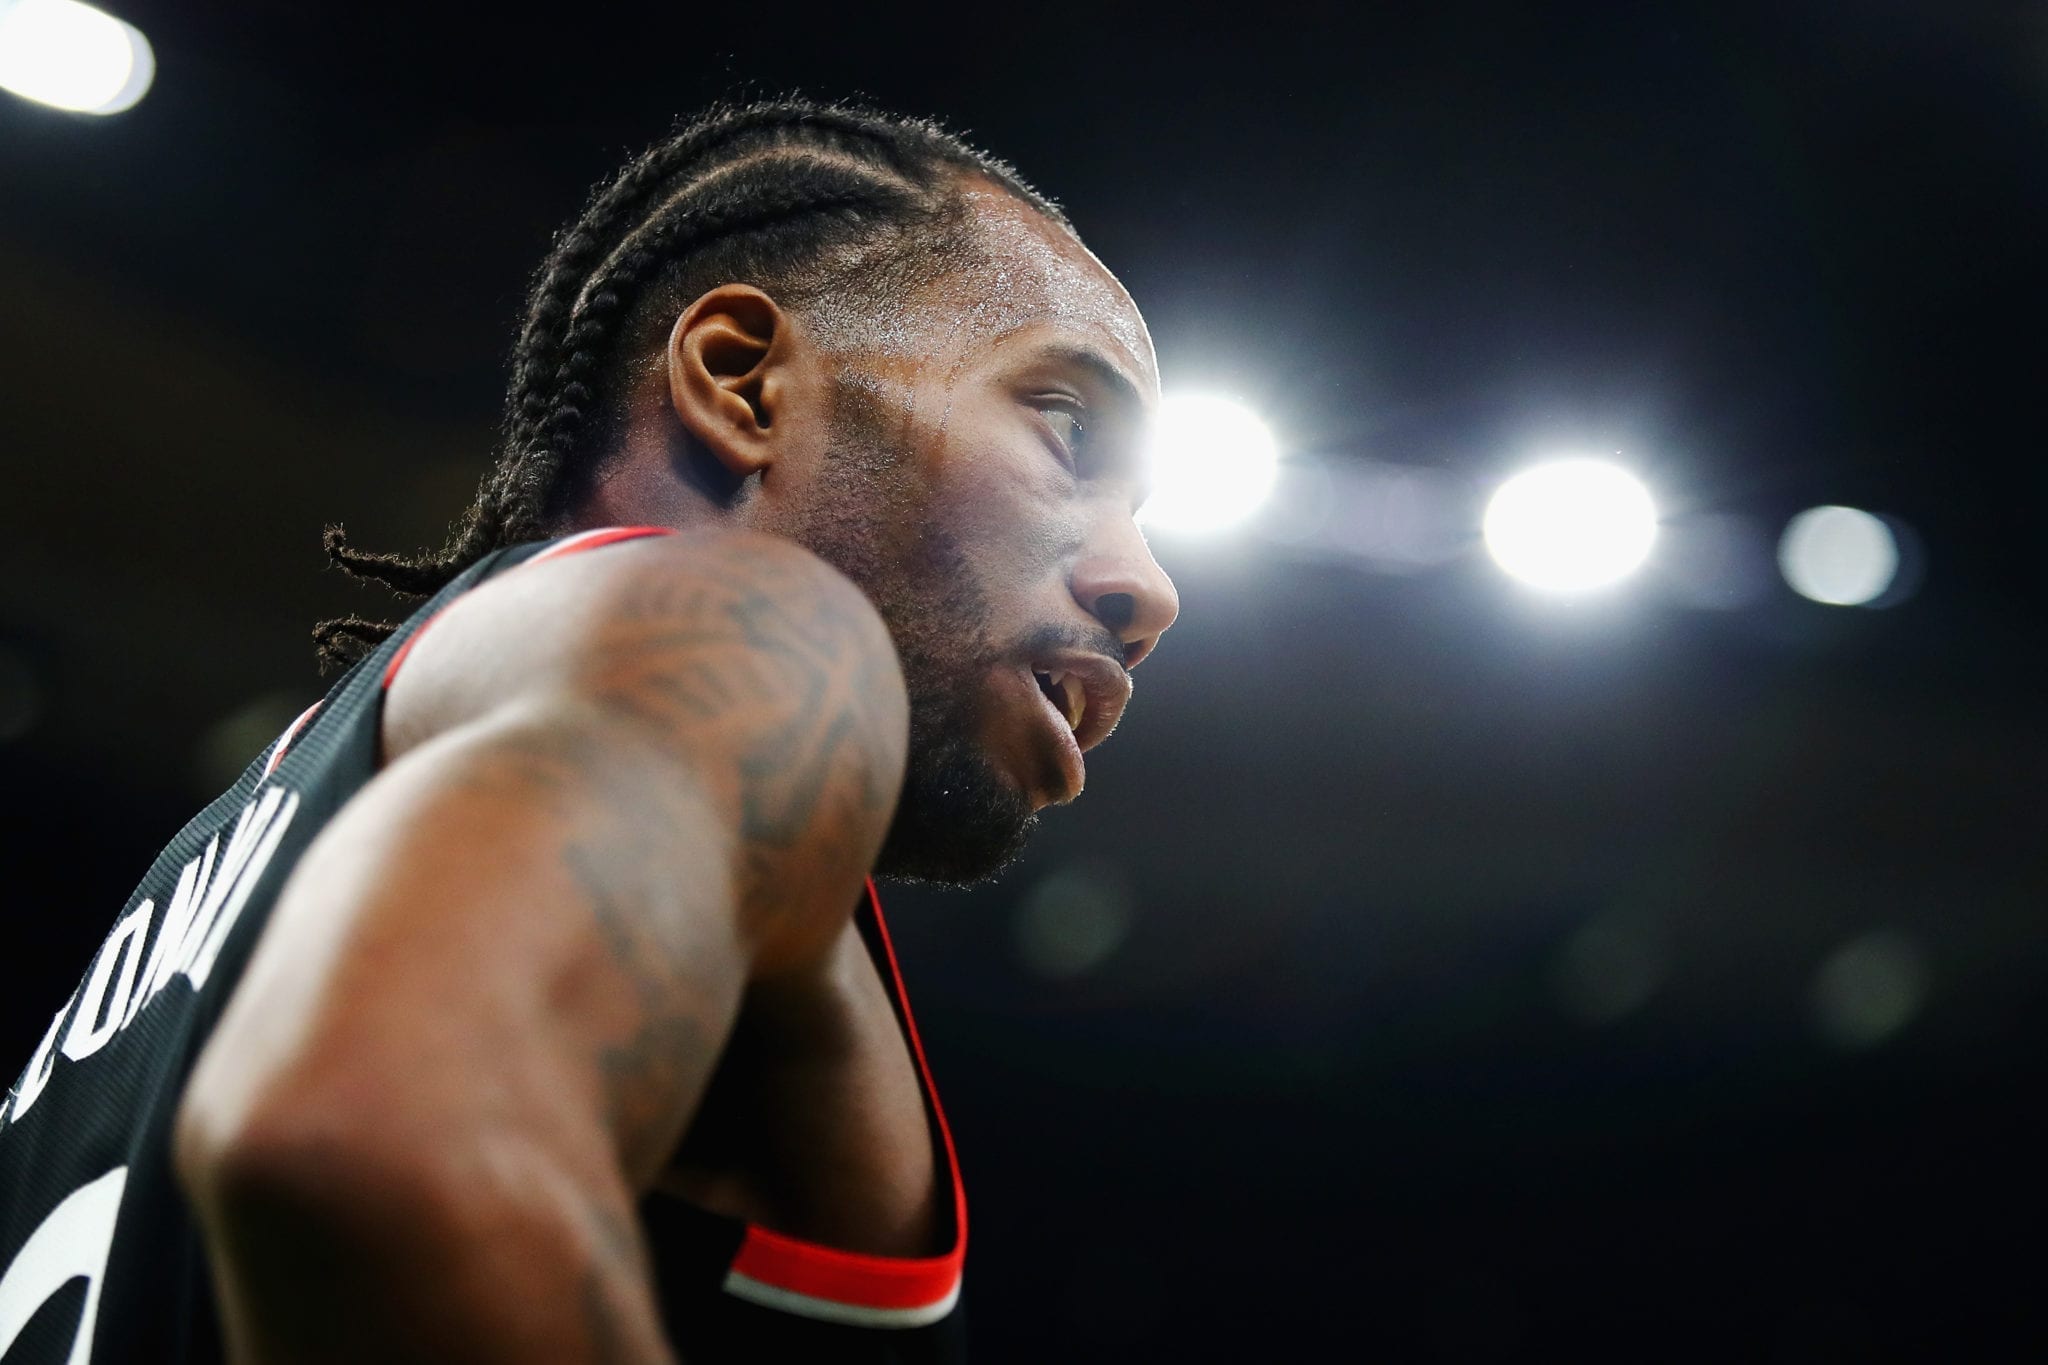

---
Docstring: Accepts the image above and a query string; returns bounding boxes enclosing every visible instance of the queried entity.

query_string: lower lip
[1016,669,1085,804]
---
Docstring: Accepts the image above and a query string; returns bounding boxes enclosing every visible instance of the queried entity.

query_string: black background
[3,2,2043,1359]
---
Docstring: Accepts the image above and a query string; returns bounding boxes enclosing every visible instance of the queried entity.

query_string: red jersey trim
[260,701,324,777]
[525,524,679,565]
[379,526,677,691]
[720,879,968,1328]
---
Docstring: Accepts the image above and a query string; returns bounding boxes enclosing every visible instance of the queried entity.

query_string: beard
[774,376,1039,887]
[875,591,1039,886]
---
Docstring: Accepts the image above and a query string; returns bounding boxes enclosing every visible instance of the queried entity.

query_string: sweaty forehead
[807,181,1156,395]
[944,185,1157,388]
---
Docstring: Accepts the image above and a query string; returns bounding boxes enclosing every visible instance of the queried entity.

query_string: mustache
[1007,620,1131,674]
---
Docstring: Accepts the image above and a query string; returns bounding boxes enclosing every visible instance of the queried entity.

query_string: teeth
[1034,668,1087,734]
[1050,670,1084,733]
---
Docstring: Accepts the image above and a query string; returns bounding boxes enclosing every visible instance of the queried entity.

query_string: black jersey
[0,527,968,1363]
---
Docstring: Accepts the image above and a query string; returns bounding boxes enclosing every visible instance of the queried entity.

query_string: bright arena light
[1778,505,1899,606]
[0,0,154,115]
[1138,394,1279,533]
[1482,458,1658,592]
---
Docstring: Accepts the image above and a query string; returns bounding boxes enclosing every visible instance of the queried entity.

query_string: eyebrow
[1035,343,1151,421]
[1030,343,1158,508]
[1015,339,1163,509]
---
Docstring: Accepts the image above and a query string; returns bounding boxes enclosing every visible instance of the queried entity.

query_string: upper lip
[1029,650,1133,753]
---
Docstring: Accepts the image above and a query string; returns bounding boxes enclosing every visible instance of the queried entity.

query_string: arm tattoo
[409,541,903,1357]
[590,545,904,908]
[562,842,712,1148]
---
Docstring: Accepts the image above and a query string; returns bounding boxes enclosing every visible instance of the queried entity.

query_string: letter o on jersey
[61,902,152,1063]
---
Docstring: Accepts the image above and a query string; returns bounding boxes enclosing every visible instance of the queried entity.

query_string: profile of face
[626,184,1179,885]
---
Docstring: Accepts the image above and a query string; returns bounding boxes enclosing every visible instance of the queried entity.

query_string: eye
[1037,401,1089,470]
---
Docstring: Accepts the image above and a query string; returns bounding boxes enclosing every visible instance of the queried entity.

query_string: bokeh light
[1014,862,1135,981]
[1137,394,1279,533]
[1483,458,1659,592]
[1549,908,1672,1024]
[192,692,311,793]
[1778,505,1900,606]
[0,0,154,114]
[1811,930,1928,1048]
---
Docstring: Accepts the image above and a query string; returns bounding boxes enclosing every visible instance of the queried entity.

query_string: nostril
[1094,591,1136,634]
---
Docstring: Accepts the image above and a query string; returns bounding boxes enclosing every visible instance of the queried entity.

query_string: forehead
[934,184,1159,397]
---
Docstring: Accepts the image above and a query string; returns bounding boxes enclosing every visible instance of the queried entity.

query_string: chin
[873,748,1039,888]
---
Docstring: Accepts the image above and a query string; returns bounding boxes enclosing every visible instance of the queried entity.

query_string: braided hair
[314,99,1068,670]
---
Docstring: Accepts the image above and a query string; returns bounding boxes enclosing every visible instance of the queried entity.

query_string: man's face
[773,190,1179,885]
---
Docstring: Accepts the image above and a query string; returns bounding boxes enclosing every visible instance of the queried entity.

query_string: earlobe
[666,286,788,480]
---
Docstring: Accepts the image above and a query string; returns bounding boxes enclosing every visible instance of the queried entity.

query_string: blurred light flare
[1549,908,1671,1024]
[1138,394,1279,533]
[1483,458,1658,592]
[0,0,154,114]
[1778,505,1900,606]
[1811,930,1928,1048]
[1014,862,1135,981]
[193,692,312,794]
[1655,512,1776,611]
[1255,458,1470,571]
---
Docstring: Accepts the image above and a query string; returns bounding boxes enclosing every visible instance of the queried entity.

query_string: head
[318,100,1177,885]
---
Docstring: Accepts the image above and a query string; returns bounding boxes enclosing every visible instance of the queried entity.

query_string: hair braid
[321,126,763,610]
[315,98,1066,671]
[523,179,911,514]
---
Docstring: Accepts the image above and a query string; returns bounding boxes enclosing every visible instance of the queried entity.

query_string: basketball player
[0,101,1176,1362]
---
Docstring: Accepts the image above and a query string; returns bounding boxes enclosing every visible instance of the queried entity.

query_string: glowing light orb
[0,0,154,115]
[1482,458,1658,592]
[1811,930,1927,1049]
[1778,505,1899,606]
[1137,394,1279,533]
[1014,863,1135,981]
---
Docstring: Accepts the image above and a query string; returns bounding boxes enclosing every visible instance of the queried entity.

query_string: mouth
[1022,650,1134,785]
[1034,668,1087,733]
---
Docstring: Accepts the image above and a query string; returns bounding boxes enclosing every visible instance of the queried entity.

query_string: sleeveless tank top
[0,527,968,1363]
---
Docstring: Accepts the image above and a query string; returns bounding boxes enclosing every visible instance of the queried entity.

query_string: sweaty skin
[589,185,1176,880]
[174,182,1177,1363]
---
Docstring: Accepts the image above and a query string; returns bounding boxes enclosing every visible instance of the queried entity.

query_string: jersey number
[0,1168,126,1365]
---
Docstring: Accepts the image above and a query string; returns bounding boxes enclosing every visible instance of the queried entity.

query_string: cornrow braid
[316,98,1067,671]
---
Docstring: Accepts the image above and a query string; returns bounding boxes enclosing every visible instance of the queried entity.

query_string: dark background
[3,2,2043,1359]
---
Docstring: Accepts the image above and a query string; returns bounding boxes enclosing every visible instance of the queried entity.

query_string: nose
[1070,521,1179,669]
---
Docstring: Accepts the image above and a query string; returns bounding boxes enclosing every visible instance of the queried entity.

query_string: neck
[571,422,749,535]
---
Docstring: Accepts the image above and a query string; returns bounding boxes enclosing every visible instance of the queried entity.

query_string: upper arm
[178,530,908,1201]
[386,528,910,941]
[384,530,908,942]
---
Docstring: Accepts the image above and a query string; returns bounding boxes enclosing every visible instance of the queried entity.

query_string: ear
[665,284,794,480]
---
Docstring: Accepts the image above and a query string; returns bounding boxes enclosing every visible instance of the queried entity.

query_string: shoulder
[383,527,905,768]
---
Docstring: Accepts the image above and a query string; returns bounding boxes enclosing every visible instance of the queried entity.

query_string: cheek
[926,434,1077,599]
[924,395,1068,536]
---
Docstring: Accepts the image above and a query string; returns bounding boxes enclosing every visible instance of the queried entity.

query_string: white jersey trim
[720,1269,962,1330]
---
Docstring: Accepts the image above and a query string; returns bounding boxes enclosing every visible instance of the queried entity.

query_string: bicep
[181,530,909,1193]
[384,530,908,953]
[180,700,747,1199]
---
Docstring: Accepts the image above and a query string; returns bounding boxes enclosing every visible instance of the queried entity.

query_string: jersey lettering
[2,786,299,1132]
[0,1167,127,1365]
[181,786,298,990]
[0,1010,67,1131]
[0,535,966,1361]
[59,905,151,1066]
